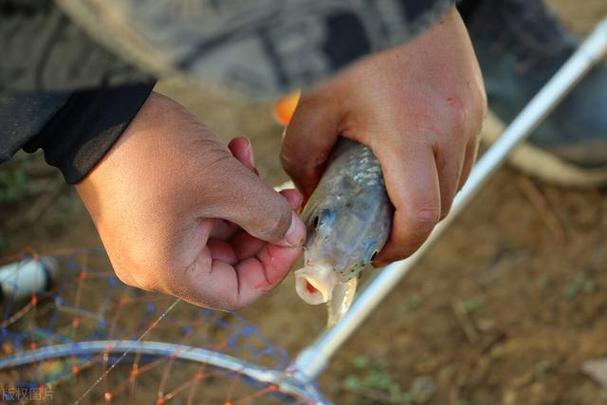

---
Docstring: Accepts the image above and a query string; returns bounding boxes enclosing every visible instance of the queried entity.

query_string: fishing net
[0,249,325,404]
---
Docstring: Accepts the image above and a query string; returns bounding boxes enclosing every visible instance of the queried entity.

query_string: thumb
[202,152,298,244]
[280,96,340,198]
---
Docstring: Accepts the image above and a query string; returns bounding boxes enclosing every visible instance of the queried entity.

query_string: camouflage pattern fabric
[3,0,454,98]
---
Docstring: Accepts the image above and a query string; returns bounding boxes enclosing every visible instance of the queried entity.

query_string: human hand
[280,8,486,265]
[77,92,305,310]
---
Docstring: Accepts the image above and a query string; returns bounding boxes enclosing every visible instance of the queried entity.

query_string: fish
[294,138,393,326]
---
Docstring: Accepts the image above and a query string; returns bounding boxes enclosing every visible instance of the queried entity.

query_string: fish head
[304,206,381,271]
[294,194,387,305]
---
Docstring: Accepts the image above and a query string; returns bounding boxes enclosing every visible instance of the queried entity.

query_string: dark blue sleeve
[1,83,154,184]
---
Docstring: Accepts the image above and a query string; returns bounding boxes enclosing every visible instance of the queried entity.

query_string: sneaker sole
[481,110,607,188]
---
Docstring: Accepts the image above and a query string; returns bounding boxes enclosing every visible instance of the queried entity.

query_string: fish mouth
[294,264,338,305]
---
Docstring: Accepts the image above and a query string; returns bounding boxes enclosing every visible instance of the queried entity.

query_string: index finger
[167,191,305,310]
[280,95,340,198]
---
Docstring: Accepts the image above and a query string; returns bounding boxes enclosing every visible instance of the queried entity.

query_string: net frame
[0,250,329,404]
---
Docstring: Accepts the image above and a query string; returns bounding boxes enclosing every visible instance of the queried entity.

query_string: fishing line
[74,298,181,404]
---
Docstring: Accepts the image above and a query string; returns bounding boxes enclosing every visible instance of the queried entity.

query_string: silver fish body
[294,138,393,325]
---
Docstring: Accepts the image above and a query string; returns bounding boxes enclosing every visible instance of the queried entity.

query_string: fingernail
[293,191,303,210]
[245,138,256,166]
[283,188,303,210]
[246,139,260,175]
[281,211,305,247]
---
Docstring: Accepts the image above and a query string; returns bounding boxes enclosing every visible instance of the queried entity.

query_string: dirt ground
[1,1,607,404]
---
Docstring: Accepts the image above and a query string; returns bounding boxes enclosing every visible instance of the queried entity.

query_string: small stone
[582,358,607,389]
[476,318,497,332]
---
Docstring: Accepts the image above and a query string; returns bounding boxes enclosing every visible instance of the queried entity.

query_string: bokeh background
[1,0,607,403]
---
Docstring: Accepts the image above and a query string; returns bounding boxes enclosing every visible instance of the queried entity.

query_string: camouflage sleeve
[0,1,153,94]
[2,0,455,98]
[0,2,155,184]
[0,0,454,183]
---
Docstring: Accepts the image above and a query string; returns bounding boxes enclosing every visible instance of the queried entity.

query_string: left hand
[280,8,486,265]
[77,93,305,310]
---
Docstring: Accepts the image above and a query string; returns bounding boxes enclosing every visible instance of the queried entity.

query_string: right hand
[281,8,486,265]
[77,92,306,310]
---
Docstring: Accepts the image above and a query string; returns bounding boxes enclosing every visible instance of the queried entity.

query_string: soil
[1,1,607,404]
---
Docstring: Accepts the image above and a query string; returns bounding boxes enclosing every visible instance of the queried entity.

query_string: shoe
[464,0,607,187]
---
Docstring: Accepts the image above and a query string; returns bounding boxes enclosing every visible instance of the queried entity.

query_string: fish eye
[311,209,335,231]
[312,215,320,229]
[370,250,379,261]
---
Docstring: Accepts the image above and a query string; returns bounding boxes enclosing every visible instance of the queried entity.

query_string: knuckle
[160,271,182,296]
[206,150,236,175]
[411,205,441,229]
[443,93,485,142]
[390,205,441,260]
[135,275,160,292]
[126,263,165,293]
[444,95,467,128]
[221,293,245,312]
[401,208,439,247]
[113,269,134,287]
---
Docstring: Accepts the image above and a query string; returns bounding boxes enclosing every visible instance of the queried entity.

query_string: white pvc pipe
[0,257,56,301]
[291,17,607,381]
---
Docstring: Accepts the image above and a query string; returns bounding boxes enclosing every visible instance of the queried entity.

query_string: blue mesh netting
[0,249,310,404]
